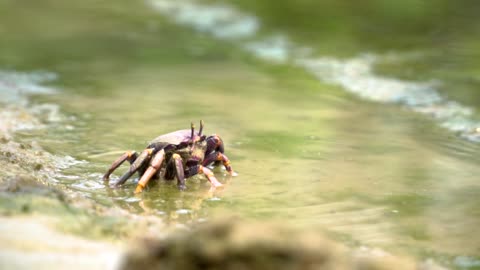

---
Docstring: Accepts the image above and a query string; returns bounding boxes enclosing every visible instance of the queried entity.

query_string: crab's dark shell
[147,129,191,150]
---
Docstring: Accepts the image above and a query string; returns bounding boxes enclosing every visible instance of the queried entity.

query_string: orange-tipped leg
[199,165,223,189]
[203,152,238,176]
[135,149,165,194]
[103,151,138,182]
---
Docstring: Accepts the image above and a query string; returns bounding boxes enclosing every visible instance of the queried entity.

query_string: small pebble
[21,204,31,213]
[34,163,43,171]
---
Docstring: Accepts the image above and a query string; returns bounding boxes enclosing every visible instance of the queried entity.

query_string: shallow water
[1,0,480,269]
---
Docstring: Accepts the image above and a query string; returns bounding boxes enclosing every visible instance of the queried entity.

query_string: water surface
[1,0,479,269]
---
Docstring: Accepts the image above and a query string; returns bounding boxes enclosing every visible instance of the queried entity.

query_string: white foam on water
[0,108,42,134]
[149,0,480,143]
[454,256,480,268]
[176,209,192,214]
[297,55,480,142]
[0,70,63,135]
[54,155,89,170]
[0,70,57,105]
[297,55,442,106]
[244,35,291,63]
[0,70,88,183]
[125,197,142,203]
[150,0,259,40]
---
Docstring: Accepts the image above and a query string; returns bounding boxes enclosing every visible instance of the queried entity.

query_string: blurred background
[1,0,479,269]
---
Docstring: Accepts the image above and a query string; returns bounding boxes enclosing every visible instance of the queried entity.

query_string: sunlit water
[1,0,480,269]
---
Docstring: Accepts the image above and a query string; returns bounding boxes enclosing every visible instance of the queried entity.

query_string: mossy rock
[121,219,445,270]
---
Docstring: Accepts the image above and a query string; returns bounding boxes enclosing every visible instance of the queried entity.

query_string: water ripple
[0,70,57,105]
[298,55,480,143]
[0,69,89,188]
[149,0,480,143]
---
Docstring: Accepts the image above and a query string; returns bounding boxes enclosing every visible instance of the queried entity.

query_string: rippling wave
[0,71,59,135]
[149,0,480,143]
[0,70,86,180]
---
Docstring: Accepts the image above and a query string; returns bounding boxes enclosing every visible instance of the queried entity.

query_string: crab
[102,120,237,193]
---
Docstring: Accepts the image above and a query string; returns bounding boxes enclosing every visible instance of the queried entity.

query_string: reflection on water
[1,0,480,269]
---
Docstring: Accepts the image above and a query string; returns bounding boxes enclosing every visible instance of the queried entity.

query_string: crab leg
[172,154,187,190]
[186,165,223,189]
[103,151,138,182]
[115,148,153,187]
[134,149,165,194]
[200,166,223,189]
[164,154,188,190]
[202,152,237,176]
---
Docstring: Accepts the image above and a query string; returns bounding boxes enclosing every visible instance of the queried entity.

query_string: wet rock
[0,139,55,189]
[120,219,447,270]
[34,163,43,171]
[1,175,51,194]
[0,136,8,144]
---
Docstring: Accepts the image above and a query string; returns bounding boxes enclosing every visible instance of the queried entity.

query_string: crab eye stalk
[191,122,195,140]
[198,120,204,136]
